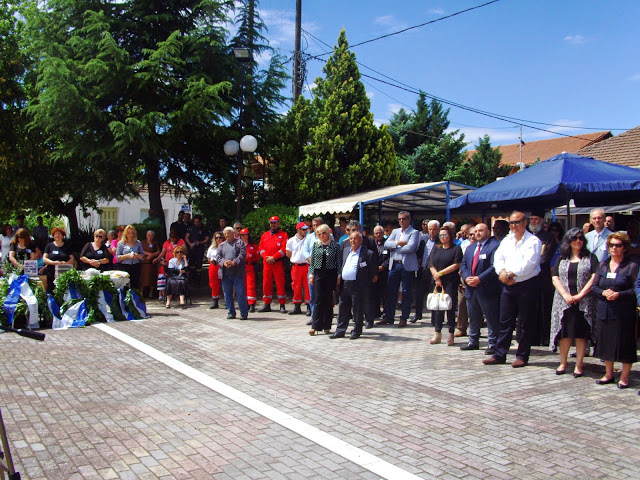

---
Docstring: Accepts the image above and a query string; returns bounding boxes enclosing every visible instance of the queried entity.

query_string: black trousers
[493,276,540,362]
[373,270,387,316]
[119,263,141,290]
[311,269,337,331]
[414,268,434,320]
[336,280,367,334]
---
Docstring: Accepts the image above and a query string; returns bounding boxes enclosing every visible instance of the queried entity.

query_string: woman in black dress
[549,228,597,377]
[308,224,340,335]
[43,227,74,292]
[8,228,36,269]
[428,225,463,346]
[79,229,112,271]
[591,232,639,389]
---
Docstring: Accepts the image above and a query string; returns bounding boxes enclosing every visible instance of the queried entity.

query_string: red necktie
[471,243,482,276]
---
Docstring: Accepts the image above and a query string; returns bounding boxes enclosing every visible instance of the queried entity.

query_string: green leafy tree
[447,134,510,187]
[300,29,398,201]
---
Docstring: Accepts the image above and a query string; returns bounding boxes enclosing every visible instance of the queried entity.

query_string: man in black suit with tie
[332,231,378,339]
[459,223,502,353]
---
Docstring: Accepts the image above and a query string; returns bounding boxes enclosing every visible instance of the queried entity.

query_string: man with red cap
[258,216,289,312]
[286,222,311,315]
[239,228,259,313]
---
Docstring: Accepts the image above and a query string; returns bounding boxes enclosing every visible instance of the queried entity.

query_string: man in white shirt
[286,222,310,315]
[585,208,613,262]
[483,211,542,368]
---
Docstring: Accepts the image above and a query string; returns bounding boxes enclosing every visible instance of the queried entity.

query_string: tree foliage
[447,135,510,187]
[296,29,398,202]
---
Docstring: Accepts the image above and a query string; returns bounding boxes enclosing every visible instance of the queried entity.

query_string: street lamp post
[224,135,258,223]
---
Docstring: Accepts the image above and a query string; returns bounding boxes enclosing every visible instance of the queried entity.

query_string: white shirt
[493,230,542,283]
[341,246,361,281]
[586,227,612,262]
[286,234,308,264]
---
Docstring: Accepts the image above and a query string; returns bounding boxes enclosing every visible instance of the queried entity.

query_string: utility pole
[293,0,302,100]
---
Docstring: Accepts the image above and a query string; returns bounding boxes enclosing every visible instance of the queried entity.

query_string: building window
[100,207,119,230]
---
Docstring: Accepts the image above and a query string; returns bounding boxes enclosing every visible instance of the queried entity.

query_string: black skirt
[166,275,188,296]
[557,305,591,340]
[594,307,638,364]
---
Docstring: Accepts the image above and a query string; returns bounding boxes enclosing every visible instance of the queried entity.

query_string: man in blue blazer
[459,223,502,353]
[378,211,420,327]
[332,231,378,339]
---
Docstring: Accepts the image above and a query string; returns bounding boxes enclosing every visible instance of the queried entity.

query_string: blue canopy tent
[449,153,640,221]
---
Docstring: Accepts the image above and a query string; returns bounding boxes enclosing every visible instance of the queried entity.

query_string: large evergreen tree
[447,135,510,187]
[299,29,398,201]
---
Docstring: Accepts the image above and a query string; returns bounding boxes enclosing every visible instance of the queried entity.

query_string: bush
[242,205,299,238]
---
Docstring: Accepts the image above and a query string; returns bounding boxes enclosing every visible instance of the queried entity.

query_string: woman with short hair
[43,227,74,292]
[206,232,224,309]
[116,225,144,289]
[591,232,639,388]
[549,228,597,376]
[79,229,111,271]
[308,224,340,335]
[165,245,189,309]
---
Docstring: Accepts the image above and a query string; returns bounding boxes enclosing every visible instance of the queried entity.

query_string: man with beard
[528,211,554,346]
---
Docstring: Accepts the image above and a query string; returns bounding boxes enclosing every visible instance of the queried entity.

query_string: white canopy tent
[298,181,474,225]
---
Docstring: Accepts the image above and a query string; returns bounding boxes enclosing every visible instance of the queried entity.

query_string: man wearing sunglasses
[484,211,542,368]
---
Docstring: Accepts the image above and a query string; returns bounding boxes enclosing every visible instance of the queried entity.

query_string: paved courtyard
[2,294,640,479]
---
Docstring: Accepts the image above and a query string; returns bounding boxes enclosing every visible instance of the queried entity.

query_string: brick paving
[1,293,640,479]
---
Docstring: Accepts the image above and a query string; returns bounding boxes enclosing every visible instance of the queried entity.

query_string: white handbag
[426,286,453,311]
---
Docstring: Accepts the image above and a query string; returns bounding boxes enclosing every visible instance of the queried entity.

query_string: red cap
[239,228,249,235]
[296,221,309,230]
[269,216,280,222]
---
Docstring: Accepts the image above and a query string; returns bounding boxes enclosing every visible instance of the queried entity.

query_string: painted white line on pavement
[95,324,427,480]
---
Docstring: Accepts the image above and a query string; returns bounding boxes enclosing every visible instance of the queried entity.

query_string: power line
[316,0,501,56]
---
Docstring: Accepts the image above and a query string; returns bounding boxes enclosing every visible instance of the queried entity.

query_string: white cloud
[366,91,374,99]
[373,118,384,127]
[429,8,445,15]
[453,119,587,147]
[374,15,408,33]
[388,103,402,115]
[564,34,586,45]
[628,73,640,82]
[304,82,317,93]
[258,8,320,51]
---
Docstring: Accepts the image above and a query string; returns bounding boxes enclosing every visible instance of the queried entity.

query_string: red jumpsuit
[259,229,288,305]
[244,242,259,306]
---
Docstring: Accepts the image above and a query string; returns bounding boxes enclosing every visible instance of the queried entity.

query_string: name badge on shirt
[479,254,487,260]
[53,250,59,255]
[97,250,103,255]
[606,272,616,279]
[360,262,367,267]
[382,250,388,254]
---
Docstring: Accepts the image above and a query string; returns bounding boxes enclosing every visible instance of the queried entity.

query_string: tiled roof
[577,125,640,168]
[466,131,611,166]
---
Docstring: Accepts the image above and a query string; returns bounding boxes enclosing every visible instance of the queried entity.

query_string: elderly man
[378,211,419,327]
[258,216,289,313]
[286,222,311,315]
[460,223,501,352]
[484,211,542,368]
[331,231,378,339]
[372,225,390,319]
[412,220,440,323]
[586,208,613,262]
[605,215,615,232]
[215,227,249,320]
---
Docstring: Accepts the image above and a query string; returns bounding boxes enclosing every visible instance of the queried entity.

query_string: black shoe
[573,372,584,378]
[595,377,615,385]
[257,304,271,313]
[240,315,248,320]
[409,316,421,324]
[329,332,345,339]
[350,332,361,340]
[555,368,567,375]
[306,320,312,325]
[617,382,630,389]
[484,346,495,355]
[288,304,302,315]
[209,299,219,309]
[376,318,394,325]
[460,344,479,351]
[249,304,256,313]
[365,321,374,329]
[305,306,311,317]
[279,305,287,314]
[227,313,236,319]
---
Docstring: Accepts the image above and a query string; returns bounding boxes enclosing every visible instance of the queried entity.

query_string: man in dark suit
[529,210,554,346]
[372,225,390,320]
[332,231,378,339]
[459,223,502,353]
[412,220,440,323]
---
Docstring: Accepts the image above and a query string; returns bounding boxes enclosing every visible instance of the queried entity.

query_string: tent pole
[378,201,382,226]
[446,182,451,221]
[358,202,364,227]
[552,208,556,222]
[566,193,572,229]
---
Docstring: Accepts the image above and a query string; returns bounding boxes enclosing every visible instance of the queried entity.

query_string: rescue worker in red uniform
[258,216,289,313]
[286,222,311,315]
[239,228,259,313]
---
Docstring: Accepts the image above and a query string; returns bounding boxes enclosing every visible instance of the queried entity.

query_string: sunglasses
[439,233,449,238]
[215,236,223,239]
[610,243,623,248]
[95,235,104,238]
[509,220,524,226]
[570,236,585,241]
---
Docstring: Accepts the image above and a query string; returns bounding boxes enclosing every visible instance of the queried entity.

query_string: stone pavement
[1,295,640,480]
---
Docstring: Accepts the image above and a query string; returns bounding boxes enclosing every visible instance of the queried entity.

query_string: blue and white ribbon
[53,300,88,330]
[3,274,39,329]
[63,283,83,303]
[47,293,62,325]
[118,288,135,320]
[97,290,115,323]
[127,289,149,319]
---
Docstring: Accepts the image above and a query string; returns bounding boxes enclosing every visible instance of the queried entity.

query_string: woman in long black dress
[308,224,340,335]
[549,228,597,377]
[591,232,639,389]
[79,229,112,271]
[428,225,463,346]
[43,227,74,292]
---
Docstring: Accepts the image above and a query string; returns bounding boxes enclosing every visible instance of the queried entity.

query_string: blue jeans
[384,263,414,322]
[222,275,249,317]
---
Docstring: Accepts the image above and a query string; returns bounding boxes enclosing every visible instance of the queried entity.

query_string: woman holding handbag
[428,225,462,346]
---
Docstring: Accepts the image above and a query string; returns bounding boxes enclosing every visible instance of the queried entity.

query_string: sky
[254,0,640,149]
